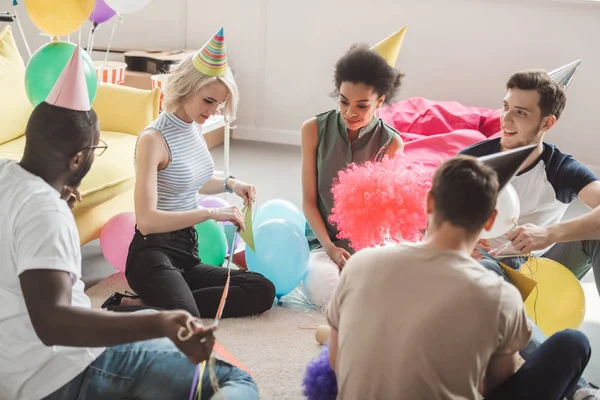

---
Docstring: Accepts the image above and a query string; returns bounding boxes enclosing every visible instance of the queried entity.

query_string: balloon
[480,184,520,239]
[245,219,309,297]
[223,222,241,255]
[254,199,306,232]
[89,0,116,24]
[99,212,136,273]
[195,220,228,266]
[25,0,95,37]
[104,0,152,14]
[198,195,230,209]
[520,257,586,337]
[25,42,97,108]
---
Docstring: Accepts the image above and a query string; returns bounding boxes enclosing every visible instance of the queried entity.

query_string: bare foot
[120,297,146,307]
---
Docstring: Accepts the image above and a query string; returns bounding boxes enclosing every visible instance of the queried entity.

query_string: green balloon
[195,220,228,266]
[25,42,98,108]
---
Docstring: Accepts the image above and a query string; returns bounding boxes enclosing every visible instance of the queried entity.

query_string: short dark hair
[506,70,567,121]
[332,44,404,104]
[430,155,499,234]
[23,102,99,166]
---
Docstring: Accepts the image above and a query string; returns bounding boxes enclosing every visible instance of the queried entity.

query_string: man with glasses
[0,48,258,400]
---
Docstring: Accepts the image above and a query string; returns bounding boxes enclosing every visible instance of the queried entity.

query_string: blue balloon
[254,199,306,232]
[245,219,309,297]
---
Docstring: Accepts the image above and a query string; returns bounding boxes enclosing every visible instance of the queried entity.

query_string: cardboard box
[124,70,153,90]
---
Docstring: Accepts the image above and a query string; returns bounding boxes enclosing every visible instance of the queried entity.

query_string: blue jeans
[485,329,591,400]
[43,338,259,400]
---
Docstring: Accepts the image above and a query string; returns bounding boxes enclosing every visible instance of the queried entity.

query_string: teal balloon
[245,219,309,297]
[254,199,306,232]
[195,220,228,266]
[25,42,97,107]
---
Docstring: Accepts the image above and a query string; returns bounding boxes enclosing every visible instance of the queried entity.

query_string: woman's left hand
[231,180,256,206]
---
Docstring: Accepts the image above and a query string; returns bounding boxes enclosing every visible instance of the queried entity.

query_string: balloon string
[183,230,239,399]
[12,8,31,57]
[78,27,82,47]
[101,14,122,81]
[87,24,97,55]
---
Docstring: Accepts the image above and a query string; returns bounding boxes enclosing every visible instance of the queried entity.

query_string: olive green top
[305,109,399,253]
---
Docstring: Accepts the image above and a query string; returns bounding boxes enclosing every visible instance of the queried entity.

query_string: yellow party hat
[370,26,407,68]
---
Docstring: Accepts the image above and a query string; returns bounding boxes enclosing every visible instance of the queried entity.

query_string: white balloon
[105,0,152,14]
[480,184,520,239]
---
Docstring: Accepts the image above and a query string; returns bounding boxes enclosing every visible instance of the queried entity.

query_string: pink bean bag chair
[380,97,502,172]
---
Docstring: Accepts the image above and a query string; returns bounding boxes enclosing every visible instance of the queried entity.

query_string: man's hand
[471,239,491,260]
[160,311,216,365]
[507,223,552,254]
[59,186,82,209]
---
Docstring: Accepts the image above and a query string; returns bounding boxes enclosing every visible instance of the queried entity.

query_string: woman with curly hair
[301,30,407,307]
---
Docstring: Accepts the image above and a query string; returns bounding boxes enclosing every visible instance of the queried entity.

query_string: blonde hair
[162,53,239,124]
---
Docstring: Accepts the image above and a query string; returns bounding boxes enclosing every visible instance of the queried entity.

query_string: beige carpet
[85,273,326,399]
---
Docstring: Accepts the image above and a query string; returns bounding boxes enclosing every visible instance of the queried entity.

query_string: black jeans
[485,329,591,400]
[125,227,275,318]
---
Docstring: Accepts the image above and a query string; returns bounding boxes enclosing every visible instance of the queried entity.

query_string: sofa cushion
[92,83,160,136]
[0,26,33,145]
[0,130,138,211]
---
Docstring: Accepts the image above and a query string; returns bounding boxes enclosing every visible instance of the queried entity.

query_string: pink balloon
[99,212,136,273]
[198,196,230,209]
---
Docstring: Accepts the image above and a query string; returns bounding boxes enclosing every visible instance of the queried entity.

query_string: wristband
[224,175,235,193]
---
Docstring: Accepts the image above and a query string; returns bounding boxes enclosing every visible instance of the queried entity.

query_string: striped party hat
[193,27,228,77]
[371,26,407,68]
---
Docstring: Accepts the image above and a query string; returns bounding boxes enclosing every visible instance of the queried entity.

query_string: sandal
[100,291,139,309]
[100,291,164,313]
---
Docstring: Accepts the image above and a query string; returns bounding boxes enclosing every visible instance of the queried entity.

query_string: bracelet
[224,175,235,193]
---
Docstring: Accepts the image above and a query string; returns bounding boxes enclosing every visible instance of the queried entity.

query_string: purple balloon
[89,0,117,24]
[198,196,230,209]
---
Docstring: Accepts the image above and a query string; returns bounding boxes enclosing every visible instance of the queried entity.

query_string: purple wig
[302,345,338,400]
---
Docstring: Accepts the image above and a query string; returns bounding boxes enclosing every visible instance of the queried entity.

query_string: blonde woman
[121,29,275,318]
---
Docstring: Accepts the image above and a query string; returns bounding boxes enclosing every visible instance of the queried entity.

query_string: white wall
[4,0,600,170]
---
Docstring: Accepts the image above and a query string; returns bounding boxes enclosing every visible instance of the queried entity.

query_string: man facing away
[326,148,591,400]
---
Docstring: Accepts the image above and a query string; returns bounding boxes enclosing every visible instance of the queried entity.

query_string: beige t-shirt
[326,243,532,400]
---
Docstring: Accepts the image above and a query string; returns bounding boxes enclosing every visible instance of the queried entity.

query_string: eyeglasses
[83,138,108,156]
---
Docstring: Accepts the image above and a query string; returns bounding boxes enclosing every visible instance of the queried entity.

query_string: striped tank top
[137,112,214,211]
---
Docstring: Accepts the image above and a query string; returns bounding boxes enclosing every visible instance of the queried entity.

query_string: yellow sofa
[0,25,160,245]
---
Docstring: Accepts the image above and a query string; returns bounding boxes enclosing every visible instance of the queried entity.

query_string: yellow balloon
[25,0,95,37]
[520,257,586,337]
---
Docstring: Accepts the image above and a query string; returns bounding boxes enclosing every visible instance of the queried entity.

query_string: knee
[303,262,340,308]
[226,368,259,399]
[550,329,591,361]
[246,273,276,314]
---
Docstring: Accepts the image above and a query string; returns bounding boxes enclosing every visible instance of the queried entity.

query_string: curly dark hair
[332,43,404,104]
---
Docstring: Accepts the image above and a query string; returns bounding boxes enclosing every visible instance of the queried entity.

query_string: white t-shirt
[460,139,599,257]
[0,160,105,400]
